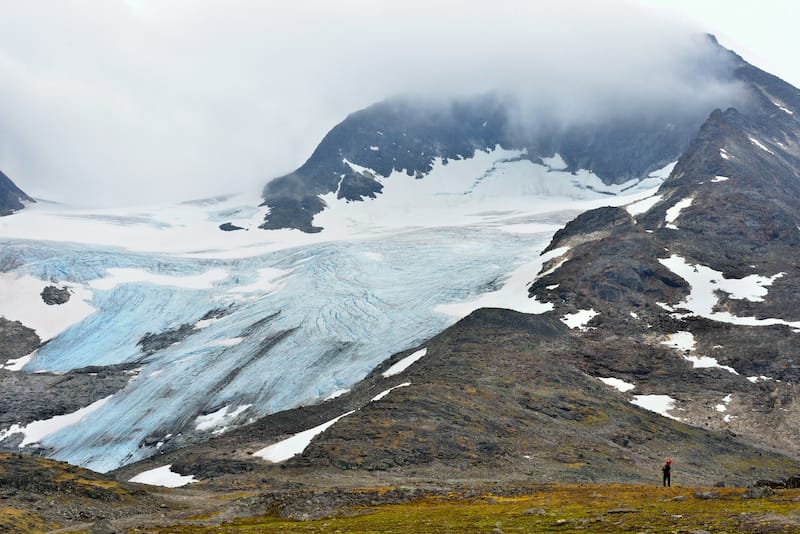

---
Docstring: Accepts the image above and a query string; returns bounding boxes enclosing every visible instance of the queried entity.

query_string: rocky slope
[0,169,33,216]
[527,43,800,459]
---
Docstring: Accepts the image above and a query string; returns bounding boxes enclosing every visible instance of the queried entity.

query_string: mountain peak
[0,170,34,216]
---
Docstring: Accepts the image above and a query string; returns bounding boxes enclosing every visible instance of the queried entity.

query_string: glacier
[0,150,667,472]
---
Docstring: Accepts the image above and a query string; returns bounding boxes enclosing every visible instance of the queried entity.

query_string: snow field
[561,309,598,330]
[382,348,427,377]
[129,465,197,488]
[253,411,356,463]
[598,377,636,392]
[658,255,799,328]
[0,273,95,341]
[0,396,112,447]
[631,395,678,420]
[661,331,738,374]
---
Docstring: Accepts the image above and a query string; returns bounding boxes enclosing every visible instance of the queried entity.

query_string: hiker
[662,458,672,487]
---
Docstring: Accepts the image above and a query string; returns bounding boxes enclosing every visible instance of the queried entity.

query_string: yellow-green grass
[140,484,800,533]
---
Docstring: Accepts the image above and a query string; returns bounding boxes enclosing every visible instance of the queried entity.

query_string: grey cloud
[0,0,742,206]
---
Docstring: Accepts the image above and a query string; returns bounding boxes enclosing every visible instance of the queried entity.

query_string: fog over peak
[0,1,746,207]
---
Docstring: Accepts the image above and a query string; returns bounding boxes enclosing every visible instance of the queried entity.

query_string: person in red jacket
[662,458,672,487]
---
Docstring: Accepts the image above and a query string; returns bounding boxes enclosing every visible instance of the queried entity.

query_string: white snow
[324,389,350,401]
[629,312,639,319]
[561,309,598,330]
[314,147,664,237]
[129,465,197,488]
[626,194,663,216]
[0,395,112,447]
[664,197,693,229]
[0,273,95,341]
[2,351,35,371]
[631,394,678,419]
[722,394,732,403]
[661,331,696,352]
[715,404,727,412]
[649,160,678,180]
[658,255,799,328]
[228,267,289,294]
[598,377,636,392]
[194,404,251,434]
[89,267,229,291]
[541,154,568,170]
[683,355,738,374]
[382,348,427,377]
[711,176,730,183]
[371,382,411,402]
[779,106,794,115]
[720,148,731,160]
[661,331,738,374]
[369,145,380,151]
[747,375,772,383]
[434,253,556,318]
[749,137,775,155]
[253,410,355,463]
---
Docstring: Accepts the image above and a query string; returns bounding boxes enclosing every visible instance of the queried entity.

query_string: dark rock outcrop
[40,285,71,305]
[0,169,33,216]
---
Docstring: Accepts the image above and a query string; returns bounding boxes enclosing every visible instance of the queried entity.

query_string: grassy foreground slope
[135,484,800,533]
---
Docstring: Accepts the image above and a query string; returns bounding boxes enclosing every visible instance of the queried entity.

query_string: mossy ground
[137,484,800,533]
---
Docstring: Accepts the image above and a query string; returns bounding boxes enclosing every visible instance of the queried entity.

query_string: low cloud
[0,0,744,206]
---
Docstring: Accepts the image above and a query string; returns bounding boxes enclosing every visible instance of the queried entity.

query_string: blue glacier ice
[0,152,666,472]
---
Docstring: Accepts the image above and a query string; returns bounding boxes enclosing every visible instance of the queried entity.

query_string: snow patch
[0,273,95,341]
[253,411,355,463]
[661,331,738,374]
[658,255,797,328]
[664,197,693,229]
[749,137,775,155]
[2,351,36,371]
[661,331,695,352]
[747,375,772,383]
[598,377,635,392]
[371,382,411,402]
[0,395,113,447]
[382,348,427,378]
[720,148,731,160]
[631,395,678,420]
[626,194,663,217]
[711,176,730,183]
[129,465,196,488]
[434,254,555,318]
[561,309,598,330]
[324,389,350,401]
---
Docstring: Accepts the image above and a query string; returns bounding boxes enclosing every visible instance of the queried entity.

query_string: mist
[0,0,743,207]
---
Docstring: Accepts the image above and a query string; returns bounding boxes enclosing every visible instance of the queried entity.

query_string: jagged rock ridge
[0,169,33,216]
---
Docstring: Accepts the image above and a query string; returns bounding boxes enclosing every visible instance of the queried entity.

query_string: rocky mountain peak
[0,170,33,216]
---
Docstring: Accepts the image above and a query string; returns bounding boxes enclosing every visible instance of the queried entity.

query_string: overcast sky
[0,1,796,207]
